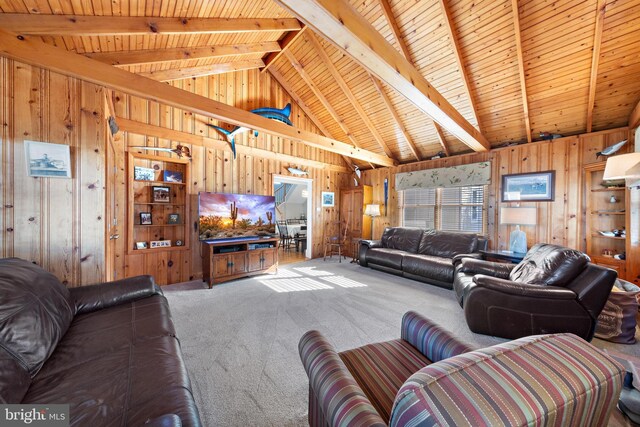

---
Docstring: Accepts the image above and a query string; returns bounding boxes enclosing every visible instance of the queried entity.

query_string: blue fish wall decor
[206,103,293,159]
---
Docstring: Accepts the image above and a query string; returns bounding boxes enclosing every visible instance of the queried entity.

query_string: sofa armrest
[390,334,624,427]
[70,275,162,315]
[360,239,382,249]
[472,275,576,299]
[359,240,382,267]
[452,253,483,267]
[299,330,386,426]
[401,311,473,362]
[458,258,515,279]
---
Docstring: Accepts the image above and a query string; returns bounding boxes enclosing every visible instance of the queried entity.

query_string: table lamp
[364,204,381,239]
[500,206,537,253]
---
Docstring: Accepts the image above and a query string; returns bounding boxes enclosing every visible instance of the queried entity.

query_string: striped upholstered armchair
[299,311,624,427]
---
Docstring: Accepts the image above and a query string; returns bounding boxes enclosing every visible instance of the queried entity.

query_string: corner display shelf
[127,152,190,255]
[202,237,279,287]
[584,161,628,280]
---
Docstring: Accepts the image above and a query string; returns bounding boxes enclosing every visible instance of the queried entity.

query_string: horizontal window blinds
[400,186,486,233]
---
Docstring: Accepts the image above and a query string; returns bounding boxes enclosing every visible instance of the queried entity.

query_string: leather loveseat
[300,310,624,426]
[359,227,488,288]
[0,258,201,426]
[453,243,617,341]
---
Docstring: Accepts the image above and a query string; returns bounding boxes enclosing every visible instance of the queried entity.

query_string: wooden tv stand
[202,237,279,287]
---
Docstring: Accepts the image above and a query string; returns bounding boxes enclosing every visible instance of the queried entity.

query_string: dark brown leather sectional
[0,258,201,427]
[359,227,488,289]
[453,243,617,341]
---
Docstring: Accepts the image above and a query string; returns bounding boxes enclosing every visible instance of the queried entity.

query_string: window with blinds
[400,185,486,233]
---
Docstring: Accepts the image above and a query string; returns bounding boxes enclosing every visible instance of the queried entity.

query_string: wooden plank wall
[111,69,351,284]
[0,58,105,287]
[362,127,630,252]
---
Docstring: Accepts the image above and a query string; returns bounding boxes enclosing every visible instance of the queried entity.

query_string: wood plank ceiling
[0,0,639,169]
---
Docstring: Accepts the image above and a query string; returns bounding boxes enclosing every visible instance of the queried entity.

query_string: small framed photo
[168,213,180,224]
[501,171,556,202]
[140,212,152,225]
[135,242,148,250]
[175,240,184,246]
[134,166,155,181]
[163,170,183,183]
[25,140,72,178]
[321,191,335,207]
[152,186,170,203]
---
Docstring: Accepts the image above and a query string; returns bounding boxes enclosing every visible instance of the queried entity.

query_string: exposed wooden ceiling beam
[138,59,265,81]
[438,0,481,131]
[376,0,426,160]
[370,76,421,161]
[282,49,373,167]
[85,42,281,66]
[586,0,607,133]
[261,26,307,73]
[0,29,394,167]
[306,32,396,161]
[0,14,301,36]
[267,67,359,176]
[511,0,533,143]
[273,0,490,152]
[433,123,451,157]
[378,0,412,61]
[117,117,348,173]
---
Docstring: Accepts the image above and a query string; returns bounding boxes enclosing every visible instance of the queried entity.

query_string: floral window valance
[395,161,491,190]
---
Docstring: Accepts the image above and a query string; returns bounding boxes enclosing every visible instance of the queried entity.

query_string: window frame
[399,185,488,234]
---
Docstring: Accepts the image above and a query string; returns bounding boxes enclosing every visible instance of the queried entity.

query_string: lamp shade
[500,207,537,226]
[364,204,381,217]
[603,153,640,180]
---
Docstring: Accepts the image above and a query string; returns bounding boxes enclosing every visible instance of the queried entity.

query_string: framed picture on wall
[321,191,335,207]
[501,171,555,202]
[24,140,72,178]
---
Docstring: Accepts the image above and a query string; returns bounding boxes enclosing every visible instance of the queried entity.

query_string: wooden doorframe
[273,174,313,258]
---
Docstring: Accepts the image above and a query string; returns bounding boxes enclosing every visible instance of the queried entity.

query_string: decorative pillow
[595,279,639,344]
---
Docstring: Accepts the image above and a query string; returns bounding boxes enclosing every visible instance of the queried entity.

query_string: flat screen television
[198,192,277,241]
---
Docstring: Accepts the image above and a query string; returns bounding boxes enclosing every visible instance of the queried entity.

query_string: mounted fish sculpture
[205,103,293,159]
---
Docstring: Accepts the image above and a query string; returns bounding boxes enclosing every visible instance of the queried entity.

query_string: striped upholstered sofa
[300,311,625,426]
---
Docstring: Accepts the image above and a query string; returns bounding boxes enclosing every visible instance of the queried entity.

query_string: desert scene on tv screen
[199,193,276,240]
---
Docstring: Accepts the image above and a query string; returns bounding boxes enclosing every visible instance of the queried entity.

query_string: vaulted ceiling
[1,0,639,169]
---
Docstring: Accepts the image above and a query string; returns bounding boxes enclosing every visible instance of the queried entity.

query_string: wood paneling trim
[0,15,302,35]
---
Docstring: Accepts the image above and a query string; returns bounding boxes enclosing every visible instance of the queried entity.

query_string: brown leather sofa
[359,227,488,289]
[453,243,617,341]
[0,258,202,427]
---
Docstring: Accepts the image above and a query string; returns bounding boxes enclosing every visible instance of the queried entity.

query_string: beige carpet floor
[163,258,640,427]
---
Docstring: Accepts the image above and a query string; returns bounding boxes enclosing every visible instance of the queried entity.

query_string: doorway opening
[273,175,312,263]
